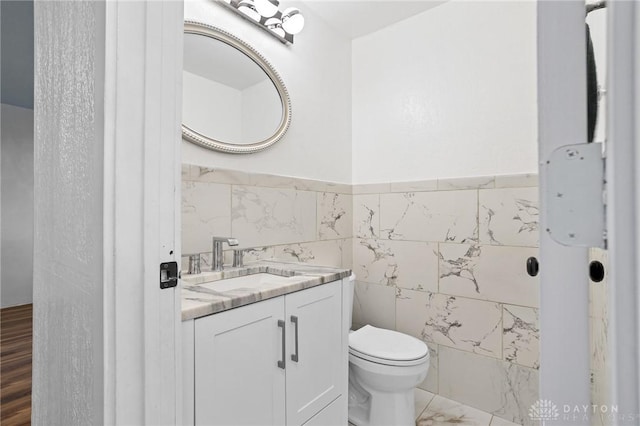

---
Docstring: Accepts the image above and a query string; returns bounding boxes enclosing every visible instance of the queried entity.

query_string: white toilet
[346,275,430,426]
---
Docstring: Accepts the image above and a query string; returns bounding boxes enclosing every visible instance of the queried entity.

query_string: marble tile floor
[349,388,522,426]
[414,388,521,426]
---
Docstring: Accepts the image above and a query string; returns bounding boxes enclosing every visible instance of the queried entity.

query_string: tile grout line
[414,389,435,422]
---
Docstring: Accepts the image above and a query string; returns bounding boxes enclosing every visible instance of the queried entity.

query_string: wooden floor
[1,304,32,425]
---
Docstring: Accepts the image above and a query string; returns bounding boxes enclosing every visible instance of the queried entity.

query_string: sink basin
[203,273,292,292]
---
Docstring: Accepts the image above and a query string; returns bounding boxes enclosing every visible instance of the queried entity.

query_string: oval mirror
[182,22,291,154]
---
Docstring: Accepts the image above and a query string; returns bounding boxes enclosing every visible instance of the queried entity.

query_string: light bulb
[237,0,261,22]
[265,17,285,37]
[254,0,278,18]
[281,7,304,35]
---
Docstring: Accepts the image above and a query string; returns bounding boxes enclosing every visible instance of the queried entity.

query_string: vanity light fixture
[220,0,304,44]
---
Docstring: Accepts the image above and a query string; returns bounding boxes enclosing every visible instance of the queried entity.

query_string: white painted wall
[352,0,538,184]
[1,103,34,308]
[183,70,243,142]
[182,1,352,184]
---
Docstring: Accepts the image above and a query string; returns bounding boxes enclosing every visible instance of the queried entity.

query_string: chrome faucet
[232,249,244,268]
[187,253,201,275]
[212,237,239,271]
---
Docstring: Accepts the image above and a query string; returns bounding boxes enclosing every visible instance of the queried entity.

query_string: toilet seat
[348,325,429,367]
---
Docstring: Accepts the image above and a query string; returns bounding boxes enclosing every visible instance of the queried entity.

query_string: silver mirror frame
[182,21,292,154]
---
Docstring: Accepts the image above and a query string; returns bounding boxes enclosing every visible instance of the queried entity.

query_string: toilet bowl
[346,275,430,426]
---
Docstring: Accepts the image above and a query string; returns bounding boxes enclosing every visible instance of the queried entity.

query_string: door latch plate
[160,261,179,289]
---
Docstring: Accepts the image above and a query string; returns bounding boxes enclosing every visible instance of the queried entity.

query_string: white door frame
[607,0,640,421]
[103,1,183,424]
[537,0,591,419]
[33,0,183,424]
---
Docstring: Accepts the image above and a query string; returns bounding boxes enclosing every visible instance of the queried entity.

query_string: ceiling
[300,0,448,40]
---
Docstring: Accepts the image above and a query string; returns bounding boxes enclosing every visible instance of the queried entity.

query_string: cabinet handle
[277,320,286,369]
[291,315,299,362]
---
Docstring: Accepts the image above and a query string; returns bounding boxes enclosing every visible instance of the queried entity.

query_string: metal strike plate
[160,261,179,289]
[545,143,605,248]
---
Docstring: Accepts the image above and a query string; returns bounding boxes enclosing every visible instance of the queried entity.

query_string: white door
[285,281,343,426]
[537,1,592,416]
[195,297,286,426]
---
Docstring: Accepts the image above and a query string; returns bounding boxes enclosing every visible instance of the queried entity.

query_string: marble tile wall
[351,174,541,425]
[181,164,353,271]
[182,166,607,426]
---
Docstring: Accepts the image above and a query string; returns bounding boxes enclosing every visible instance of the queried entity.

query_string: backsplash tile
[439,243,539,307]
[352,182,391,195]
[273,239,350,268]
[438,346,539,426]
[379,191,478,243]
[181,163,193,180]
[390,179,438,193]
[182,181,231,254]
[353,239,439,291]
[421,294,502,359]
[353,194,380,239]
[494,173,538,189]
[437,176,495,190]
[479,187,539,247]
[397,289,502,358]
[188,165,252,185]
[352,281,396,330]
[502,305,539,369]
[223,245,276,266]
[231,185,316,248]
[317,192,353,240]
[182,166,350,274]
[341,238,354,271]
[248,172,352,194]
[437,243,482,293]
[420,343,439,394]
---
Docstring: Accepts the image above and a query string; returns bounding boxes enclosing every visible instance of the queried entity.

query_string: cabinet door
[302,396,344,426]
[195,297,286,426]
[285,281,343,425]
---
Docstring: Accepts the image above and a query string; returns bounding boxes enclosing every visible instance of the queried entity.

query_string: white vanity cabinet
[182,279,347,426]
[283,280,343,425]
[194,296,286,425]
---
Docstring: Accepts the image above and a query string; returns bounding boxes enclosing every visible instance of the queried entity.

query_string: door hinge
[544,142,606,248]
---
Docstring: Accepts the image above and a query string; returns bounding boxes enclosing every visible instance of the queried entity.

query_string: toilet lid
[348,325,429,363]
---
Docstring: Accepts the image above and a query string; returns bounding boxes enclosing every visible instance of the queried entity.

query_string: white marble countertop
[181,260,351,321]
